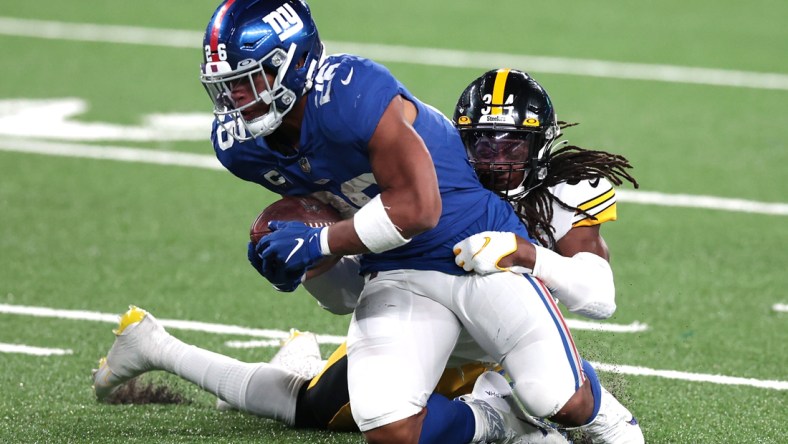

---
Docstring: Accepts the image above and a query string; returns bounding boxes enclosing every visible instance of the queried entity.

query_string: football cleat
[513,412,571,444]
[92,305,170,401]
[580,387,644,443]
[269,329,325,380]
[458,371,569,444]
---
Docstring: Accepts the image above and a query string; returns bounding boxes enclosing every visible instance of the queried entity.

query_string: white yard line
[1,17,787,91]
[0,342,73,356]
[591,362,788,391]
[0,303,642,343]
[222,323,645,347]
[1,303,784,390]
[2,137,785,216]
[773,303,788,313]
[0,137,223,170]
[224,339,285,349]
[561,319,648,333]
[616,190,788,216]
[0,303,347,344]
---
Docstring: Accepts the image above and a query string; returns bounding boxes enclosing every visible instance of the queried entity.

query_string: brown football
[250,195,342,244]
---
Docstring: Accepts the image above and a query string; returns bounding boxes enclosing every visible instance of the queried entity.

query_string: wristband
[319,226,331,255]
[353,195,411,253]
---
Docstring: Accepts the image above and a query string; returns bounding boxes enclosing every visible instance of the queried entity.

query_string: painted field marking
[0,17,787,91]
[2,303,787,390]
[0,303,643,344]
[562,319,647,333]
[0,342,73,356]
[591,362,788,391]
[616,190,788,216]
[0,137,222,170]
[1,137,785,217]
[225,339,284,349]
[773,303,788,313]
[0,98,211,142]
[0,304,788,390]
[0,303,347,344]
[221,320,647,349]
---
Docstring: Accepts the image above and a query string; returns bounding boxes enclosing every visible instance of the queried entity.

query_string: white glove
[453,231,531,275]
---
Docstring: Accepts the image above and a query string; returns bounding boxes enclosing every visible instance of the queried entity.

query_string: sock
[156,336,306,425]
[242,364,308,426]
[418,394,476,444]
[582,359,602,424]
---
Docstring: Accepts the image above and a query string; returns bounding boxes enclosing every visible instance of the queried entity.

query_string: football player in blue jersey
[93,0,640,442]
[198,1,607,443]
[301,69,645,443]
[93,67,643,443]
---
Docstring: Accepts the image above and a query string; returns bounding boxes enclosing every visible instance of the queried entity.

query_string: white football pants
[345,268,585,431]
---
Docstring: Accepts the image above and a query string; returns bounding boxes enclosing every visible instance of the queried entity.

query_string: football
[250,195,343,244]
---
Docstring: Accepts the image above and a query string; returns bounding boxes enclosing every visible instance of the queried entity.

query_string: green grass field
[1,0,786,442]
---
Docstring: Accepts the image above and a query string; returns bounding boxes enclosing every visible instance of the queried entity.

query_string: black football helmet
[453,68,560,200]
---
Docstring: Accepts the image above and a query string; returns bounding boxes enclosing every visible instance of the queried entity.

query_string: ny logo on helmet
[262,4,304,41]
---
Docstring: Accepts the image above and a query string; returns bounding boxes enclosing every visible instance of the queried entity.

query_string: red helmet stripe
[209,0,237,62]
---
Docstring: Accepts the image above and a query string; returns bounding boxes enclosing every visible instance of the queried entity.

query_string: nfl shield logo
[298,157,311,173]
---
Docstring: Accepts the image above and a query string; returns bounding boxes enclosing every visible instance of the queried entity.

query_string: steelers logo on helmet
[199,0,326,141]
[453,68,560,200]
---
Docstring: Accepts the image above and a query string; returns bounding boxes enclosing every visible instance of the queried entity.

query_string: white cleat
[581,387,644,443]
[459,371,569,444]
[269,328,325,380]
[513,413,570,444]
[92,305,170,401]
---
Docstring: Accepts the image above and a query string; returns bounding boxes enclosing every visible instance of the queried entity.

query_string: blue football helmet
[200,0,325,140]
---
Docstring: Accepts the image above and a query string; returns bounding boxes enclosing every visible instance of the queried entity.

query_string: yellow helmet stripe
[491,68,511,115]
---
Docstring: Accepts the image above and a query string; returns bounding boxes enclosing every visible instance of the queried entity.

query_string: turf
[0,0,786,442]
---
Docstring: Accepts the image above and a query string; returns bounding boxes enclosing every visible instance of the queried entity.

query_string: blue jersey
[213,54,529,274]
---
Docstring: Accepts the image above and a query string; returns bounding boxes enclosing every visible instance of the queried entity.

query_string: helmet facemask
[201,45,298,141]
[461,128,555,200]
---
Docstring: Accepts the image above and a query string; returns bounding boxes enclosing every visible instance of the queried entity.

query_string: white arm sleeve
[532,245,616,319]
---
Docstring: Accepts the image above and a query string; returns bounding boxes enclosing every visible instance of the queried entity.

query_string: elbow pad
[532,246,616,319]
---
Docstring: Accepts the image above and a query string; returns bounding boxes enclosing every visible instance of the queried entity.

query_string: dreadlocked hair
[514,143,639,248]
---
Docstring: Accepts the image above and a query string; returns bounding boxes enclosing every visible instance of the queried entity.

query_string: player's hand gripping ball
[248,196,343,291]
[250,196,342,244]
